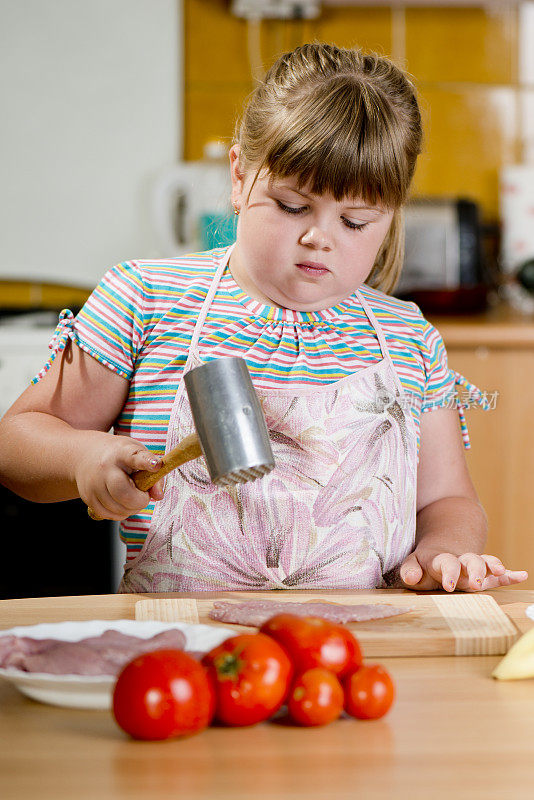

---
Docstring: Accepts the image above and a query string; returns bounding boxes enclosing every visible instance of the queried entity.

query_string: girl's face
[228,145,395,311]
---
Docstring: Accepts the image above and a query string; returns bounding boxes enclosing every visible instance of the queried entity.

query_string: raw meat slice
[0,628,187,676]
[209,599,412,627]
[0,635,17,664]
[24,642,113,675]
[1,637,69,670]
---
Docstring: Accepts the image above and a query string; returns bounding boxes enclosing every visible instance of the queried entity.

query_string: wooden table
[2,589,534,800]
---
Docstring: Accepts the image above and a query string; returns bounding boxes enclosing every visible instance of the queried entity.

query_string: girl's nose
[299,226,332,250]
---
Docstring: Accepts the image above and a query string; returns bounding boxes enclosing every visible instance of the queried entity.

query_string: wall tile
[186,0,321,85]
[185,87,250,160]
[413,85,518,219]
[317,7,392,54]
[405,7,517,85]
[261,18,322,67]
[185,0,249,84]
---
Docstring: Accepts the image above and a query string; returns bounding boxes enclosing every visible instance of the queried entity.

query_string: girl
[0,43,527,594]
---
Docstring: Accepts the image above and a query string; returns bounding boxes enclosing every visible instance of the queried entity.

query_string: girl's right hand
[74,433,165,521]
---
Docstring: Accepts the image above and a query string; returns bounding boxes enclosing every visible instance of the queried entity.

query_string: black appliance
[395,198,490,314]
[0,485,115,599]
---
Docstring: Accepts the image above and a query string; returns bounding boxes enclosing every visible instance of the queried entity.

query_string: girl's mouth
[296,262,329,276]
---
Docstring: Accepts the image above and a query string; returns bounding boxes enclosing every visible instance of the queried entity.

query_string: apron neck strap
[189,243,236,354]
[355,288,392,363]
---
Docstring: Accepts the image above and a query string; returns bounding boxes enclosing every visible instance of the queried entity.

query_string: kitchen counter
[428,301,534,348]
[2,588,534,800]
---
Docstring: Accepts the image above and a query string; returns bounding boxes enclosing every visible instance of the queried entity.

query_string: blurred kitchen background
[1,0,533,596]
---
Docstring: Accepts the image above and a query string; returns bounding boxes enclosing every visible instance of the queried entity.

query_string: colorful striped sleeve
[409,303,471,443]
[73,262,147,380]
[410,303,494,449]
[414,308,457,414]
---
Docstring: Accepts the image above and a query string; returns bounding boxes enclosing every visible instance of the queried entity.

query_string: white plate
[0,619,233,710]
[526,605,534,622]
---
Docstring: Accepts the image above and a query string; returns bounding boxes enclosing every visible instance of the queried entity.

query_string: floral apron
[120,245,418,592]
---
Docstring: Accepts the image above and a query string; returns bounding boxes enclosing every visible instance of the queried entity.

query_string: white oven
[0,312,127,596]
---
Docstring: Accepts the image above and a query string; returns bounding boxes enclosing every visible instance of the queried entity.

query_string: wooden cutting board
[135,592,520,657]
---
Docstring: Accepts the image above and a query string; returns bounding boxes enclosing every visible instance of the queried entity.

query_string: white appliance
[499,165,534,312]
[500,165,534,275]
[0,0,182,288]
[0,315,55,418]
[152,145,233,257]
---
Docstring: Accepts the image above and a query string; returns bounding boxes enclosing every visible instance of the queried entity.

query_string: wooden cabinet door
[447,347,534,586]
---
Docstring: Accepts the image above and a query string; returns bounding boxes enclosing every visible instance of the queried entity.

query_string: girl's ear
[229,144,245,209]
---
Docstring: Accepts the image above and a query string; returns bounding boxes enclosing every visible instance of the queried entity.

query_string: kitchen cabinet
[429,304,534,586]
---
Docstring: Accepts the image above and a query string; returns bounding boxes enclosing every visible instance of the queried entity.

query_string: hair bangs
[259,78,410,210]
[236,43,423,292]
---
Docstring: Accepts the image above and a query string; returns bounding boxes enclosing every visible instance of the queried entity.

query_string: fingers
[431,553,462,592]
[91,443,164,520]
[477,569,528,591]
[399,552,424,586]
[402,550,528,594]
[506,569,529,582]
[78,436,167,521]
[89,476,148,521]
[480,554,506,576]
[118,446,162,475]
[148,478,165,502]
[88,492,132,522]
[458,553,487,590]
[442,553,528,592]
[89,461,165,522]
[457,554,527,590]
[457,570,527,592]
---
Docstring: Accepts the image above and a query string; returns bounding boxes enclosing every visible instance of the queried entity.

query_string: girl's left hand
[399,550,528,592]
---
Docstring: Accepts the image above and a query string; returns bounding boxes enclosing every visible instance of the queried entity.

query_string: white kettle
[152,144,234,257]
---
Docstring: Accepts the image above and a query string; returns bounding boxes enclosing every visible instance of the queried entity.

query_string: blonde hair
[233,42,423,294]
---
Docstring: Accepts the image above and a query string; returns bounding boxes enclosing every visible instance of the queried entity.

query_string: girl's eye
[276,200,306,215]
[343,219,369,231]
[276,200,369,231]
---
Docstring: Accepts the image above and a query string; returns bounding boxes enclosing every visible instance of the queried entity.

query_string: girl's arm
[0,342,163,518]
[399,407,528,591]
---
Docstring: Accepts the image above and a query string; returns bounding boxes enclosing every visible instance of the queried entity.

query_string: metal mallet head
[88,357,274,518]
[127,357,275,494]
[184,356,275,485]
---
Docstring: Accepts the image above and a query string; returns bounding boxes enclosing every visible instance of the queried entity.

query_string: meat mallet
[88,357,275,519]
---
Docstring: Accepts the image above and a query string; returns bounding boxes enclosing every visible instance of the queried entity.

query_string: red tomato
[288,668,344,727]
[112,649,215,740]
[202,633,293,726]
[260,614,362,677]
[336,625,363,678]
[343,664,395,720]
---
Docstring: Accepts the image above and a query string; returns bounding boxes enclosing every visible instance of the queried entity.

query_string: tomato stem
[215,652,242,679]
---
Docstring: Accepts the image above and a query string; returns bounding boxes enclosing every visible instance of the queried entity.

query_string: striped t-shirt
[38,246,487,560]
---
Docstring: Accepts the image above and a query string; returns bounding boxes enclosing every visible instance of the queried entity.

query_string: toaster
[395,198,489,313]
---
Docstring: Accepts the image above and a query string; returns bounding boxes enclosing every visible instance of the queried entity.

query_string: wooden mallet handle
[87,432,203,520]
